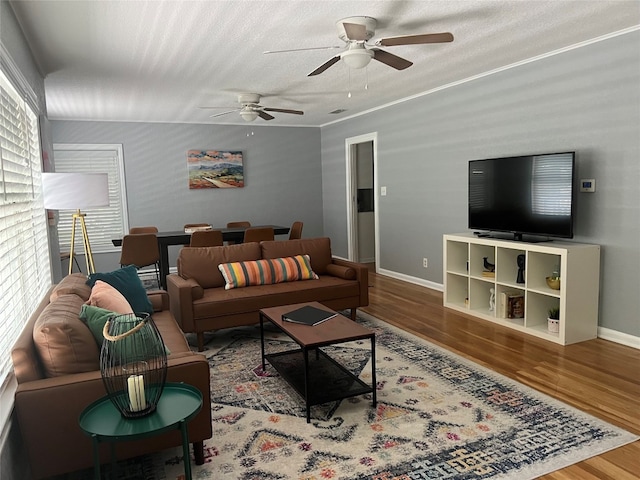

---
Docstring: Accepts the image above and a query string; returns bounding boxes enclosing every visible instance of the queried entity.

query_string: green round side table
[79,382,203,480]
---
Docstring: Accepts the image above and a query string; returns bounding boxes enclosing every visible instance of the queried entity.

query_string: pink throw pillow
[86,280,133,314]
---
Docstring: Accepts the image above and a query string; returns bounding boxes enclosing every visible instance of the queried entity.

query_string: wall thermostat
[580,179,596,193]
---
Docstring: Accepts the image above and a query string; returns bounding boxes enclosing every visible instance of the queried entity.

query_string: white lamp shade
[341,48,373,69]
[240,110,259,122]
[42,173,110,210]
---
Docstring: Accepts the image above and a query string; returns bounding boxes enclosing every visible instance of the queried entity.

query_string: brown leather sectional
[167,237,369,351]
[11,274,212,479]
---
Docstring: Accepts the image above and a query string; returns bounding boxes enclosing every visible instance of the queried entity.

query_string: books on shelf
[185,225,212,233]
[499,291,524,319]
[282,305,337,326]
[481,270,495,278]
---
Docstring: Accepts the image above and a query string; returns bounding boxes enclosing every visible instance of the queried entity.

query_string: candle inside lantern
[127,374,146,412]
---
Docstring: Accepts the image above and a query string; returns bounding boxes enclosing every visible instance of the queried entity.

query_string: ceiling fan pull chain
[348,68,352,98]
[365,67,369,91]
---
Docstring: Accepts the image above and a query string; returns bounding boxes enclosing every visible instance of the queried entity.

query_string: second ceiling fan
[264,16,454,76]
[200,93,304,122]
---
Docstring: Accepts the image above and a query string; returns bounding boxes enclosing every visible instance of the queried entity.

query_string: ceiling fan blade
[308,56,341,76]
[372,49,413,70]
[258,110,275,121]
[264,45,341,54]
[377,32,454,47]
[263,107,304,115]
[209,109,239,118]
[343,22,368,41]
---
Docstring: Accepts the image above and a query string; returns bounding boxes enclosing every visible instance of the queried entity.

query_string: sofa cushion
[192,275,360,318]
[87,281,134,313]
[87,265,153,314]
[178,243,262,289]
[50,273,92,303]
[33,295,100,377]
[218,255,318,290]
[260,237,333,274]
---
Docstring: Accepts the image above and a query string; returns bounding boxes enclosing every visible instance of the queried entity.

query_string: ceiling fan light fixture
[341,48,373,69]
[240,110,258,122]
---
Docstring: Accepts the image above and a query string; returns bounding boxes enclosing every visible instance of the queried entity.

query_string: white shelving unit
[443,233,600,345]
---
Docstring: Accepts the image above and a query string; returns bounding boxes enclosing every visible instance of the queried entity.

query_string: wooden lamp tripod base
[69,210,96,275]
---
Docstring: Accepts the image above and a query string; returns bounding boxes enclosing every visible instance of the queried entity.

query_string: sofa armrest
[332,258,369,307]
[167,274,202,333]
[147,289,170,311]
[15,354,212,479]
[325,263,356,280]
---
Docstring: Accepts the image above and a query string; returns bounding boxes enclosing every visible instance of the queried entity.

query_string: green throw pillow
[79,304,114,346]
[86,265,153,315]
[79,304,170,354]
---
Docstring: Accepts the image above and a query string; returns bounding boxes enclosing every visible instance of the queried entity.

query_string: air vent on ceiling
[329,109,347,114]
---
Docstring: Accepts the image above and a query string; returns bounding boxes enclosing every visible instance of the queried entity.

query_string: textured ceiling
[9,0,640,127]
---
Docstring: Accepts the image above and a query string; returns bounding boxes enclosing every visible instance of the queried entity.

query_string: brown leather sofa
[11,274,212,479]
[167,237,369,351]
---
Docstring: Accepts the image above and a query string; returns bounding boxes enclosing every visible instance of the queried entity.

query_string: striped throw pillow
[218,254,319,290]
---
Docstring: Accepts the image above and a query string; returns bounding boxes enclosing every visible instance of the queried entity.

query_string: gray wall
[321,30,640,337]
[50,122,323,273]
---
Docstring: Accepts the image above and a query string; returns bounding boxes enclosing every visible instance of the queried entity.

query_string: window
[52,144,128,253]
[0,69,51,393]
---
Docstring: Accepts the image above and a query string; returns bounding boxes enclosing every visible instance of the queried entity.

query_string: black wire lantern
[99,313,167,418]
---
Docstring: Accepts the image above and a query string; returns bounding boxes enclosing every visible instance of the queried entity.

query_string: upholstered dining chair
[243,227,274,243]
[119,233,161,287]
[289,221,303,240]
[226,221,251,245]
[190,230,224,247]
[129,226,158,234]
[183,223,211,245]
[226,221,251,228]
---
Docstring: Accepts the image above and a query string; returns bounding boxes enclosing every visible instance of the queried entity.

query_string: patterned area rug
[69,312,637,480]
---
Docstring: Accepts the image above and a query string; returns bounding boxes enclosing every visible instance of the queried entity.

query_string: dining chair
[190,230,224,247]
[129,226,158,234]
[226,221,251,244]
[243,227,274,243]
[119,233,160,287]
[288,221,303,240]
[226,221,251,228]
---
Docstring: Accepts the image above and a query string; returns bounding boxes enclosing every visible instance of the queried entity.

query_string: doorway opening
[345,133,378,271]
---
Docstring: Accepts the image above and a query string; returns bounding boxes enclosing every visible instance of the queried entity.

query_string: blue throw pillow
[86,265,153,315]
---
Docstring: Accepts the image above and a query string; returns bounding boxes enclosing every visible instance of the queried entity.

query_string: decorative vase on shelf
[99,313,167,418]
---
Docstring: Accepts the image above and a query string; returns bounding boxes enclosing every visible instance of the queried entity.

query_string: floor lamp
[42,173,110,275]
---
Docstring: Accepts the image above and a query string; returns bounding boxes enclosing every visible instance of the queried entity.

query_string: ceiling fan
[264,16,454,76]
[199,93,304,122]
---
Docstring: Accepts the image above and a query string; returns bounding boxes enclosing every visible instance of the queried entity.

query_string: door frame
[345,132,378,269]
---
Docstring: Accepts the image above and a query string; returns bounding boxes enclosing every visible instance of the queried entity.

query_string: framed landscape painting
[187,150,244,189]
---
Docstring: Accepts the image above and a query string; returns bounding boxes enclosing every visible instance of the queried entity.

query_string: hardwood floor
[360,268,640,479]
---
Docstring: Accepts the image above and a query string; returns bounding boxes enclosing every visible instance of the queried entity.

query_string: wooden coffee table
[259,302,376,423]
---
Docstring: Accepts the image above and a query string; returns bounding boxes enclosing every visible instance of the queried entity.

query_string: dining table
[112,225,290,289]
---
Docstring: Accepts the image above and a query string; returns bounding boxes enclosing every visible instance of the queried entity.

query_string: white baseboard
[376,268,444,292]
[597,327,640,349]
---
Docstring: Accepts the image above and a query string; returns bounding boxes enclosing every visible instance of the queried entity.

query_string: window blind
[0,69,51,388]
[52,145,127,253]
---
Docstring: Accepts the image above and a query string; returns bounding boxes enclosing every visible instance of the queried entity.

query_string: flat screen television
[468,151,575,240]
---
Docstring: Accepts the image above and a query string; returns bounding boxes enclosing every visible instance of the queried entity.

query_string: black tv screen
[468,152,575,239]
